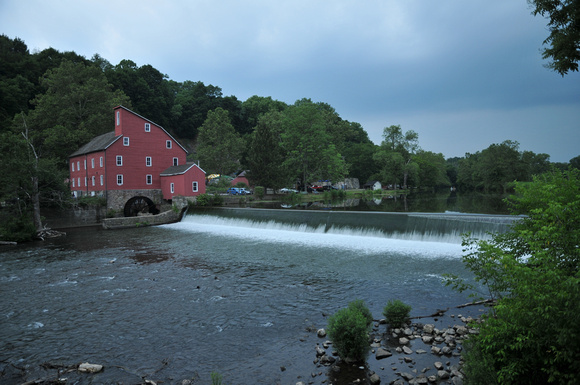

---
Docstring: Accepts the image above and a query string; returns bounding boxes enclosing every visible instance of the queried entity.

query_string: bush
[0,213,36,242]
[254,186,264,199]
[347,299,374,328]
[382,299,411,328]
[327,303,370,362]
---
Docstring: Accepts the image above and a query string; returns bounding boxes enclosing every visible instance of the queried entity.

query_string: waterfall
[180,208,520,244]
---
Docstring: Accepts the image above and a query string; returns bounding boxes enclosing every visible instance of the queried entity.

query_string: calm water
[0,208,516,384]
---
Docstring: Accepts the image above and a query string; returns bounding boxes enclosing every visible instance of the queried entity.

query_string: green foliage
[529,0,580,75]
[449,169,580,384]
[347,299,374,328]
[195,193,224,207]
[210,371,225,385]
[0,213,36,242]
[327,302,371,362]
[196,107,244,176]
[253,186,265,199]
[382,299,412,328]
[76,195,107,208]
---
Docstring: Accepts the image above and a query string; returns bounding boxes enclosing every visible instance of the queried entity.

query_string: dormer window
[116,111,120,126]
[145,123,151,132]
[123,137,130,146]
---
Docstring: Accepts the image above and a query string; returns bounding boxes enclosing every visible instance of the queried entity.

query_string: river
[0,205,516,384]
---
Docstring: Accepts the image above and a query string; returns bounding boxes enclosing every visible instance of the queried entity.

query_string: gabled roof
[69,131,120,157]
[115,105,188,154]
[160,162,206,176]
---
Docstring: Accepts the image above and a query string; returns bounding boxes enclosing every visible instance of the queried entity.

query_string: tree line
[0,34,578,240]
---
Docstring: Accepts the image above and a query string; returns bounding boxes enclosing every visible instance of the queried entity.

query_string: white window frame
[84,159,87,170]
[77,161,80,170]
[166,140,172,149]
[116,155,123,166]
[91,176,95,186]
[91,158,95,168]
[192,181,198,192]
[123,137,130,146]
[117,175,123,185]
[77,177,80,187]
[146,174,152,185]
[72,179,75,188]
[116,111,120,126]
[99,157,103,167]
[173,157,178,166]
[145,123,151,132]
[84,177,87,187]
[100,175,104,186]
[72,163,75,172]
[170,183,174,194]
[146,156,152,167]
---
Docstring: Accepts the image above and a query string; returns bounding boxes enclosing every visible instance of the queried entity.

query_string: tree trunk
[31,175,43,232]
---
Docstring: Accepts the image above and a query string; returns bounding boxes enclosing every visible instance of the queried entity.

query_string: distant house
[69,106,206,216]
[363,180,382,190]
[231,170,250,187]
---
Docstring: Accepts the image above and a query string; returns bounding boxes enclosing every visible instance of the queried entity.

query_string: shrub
[382,299,411,328]
[327,306,370,362]
[254,186,264,199]
[196,193,212,206]
[348,299,374,328]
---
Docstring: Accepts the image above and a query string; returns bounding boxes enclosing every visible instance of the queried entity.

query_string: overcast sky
[2,0,579,162]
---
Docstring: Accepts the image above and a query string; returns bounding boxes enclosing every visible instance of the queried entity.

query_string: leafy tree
[105,59,172,128]
[569,154,580,169]
[245,111,288,190]
[447,169,580,384]
[373,125,419,188]
[413,150,451,190]
[529,0,580,75]
[196,107,244,176]
[241,95,287,132]
[280,99,348,190]
[170,80,224,139]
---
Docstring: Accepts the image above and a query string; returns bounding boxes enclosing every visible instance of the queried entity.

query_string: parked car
[226,187,240,195]
[279,188,298,193]
[238,188,252,195]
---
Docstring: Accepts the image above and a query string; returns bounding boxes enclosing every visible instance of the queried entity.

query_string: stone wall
[106,189,165,213]
[101,208,183,229]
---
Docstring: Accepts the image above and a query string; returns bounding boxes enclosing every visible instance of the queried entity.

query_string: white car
[279,188,298,193]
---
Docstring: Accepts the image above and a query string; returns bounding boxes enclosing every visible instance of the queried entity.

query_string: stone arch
[123,196,160,217]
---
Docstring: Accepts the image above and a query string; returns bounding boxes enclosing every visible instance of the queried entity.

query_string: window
[77,177,80,187]
[77,161,80,170]
[173,157,178,166]
[91,176,95,186]
[99,157,103,167]
[145,123,151,132]
[192,181,198,192]
[84,177,87,187]
[91,158,95,168]
[72,179,75,188]
[116,111,120,126]
[146,174,152,185]
[116,156,123,166]
[84,160,87,170]
[72,163,75,172]
[123,137,130,146]
[100,175,103,186]
[166,140,172,149]
[170,183,174,194]
[117,175,123,185]
[146,156,152,167]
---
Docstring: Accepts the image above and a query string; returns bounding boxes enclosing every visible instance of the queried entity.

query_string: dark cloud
[1,0,578,162]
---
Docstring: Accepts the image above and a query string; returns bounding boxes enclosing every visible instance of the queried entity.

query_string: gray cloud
[1,0,578,162]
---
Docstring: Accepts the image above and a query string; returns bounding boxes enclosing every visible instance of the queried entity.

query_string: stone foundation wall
[106,189,164,212]
[101,208,183,229]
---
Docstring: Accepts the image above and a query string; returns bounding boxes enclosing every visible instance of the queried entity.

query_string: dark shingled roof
[160,163,198,176]
[69,131,120,157]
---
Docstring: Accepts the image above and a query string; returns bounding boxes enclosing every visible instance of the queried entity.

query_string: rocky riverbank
[298,310,483,385]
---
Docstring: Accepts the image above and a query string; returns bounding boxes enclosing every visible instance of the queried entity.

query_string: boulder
[78,362,103,373]
[423,324,435,334]
[376,348,392,359]
[369,373,381,384]
[317,328,326,338]
[402,346,413,355]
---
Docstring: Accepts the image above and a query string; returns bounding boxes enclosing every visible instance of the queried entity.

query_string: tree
[447,169,580,384]
[280,99,348,190]
[529,0,580,75]
[245,111,288,190]
[413,150,451,190]
[196,107,244,176]
[373,125,419,188]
